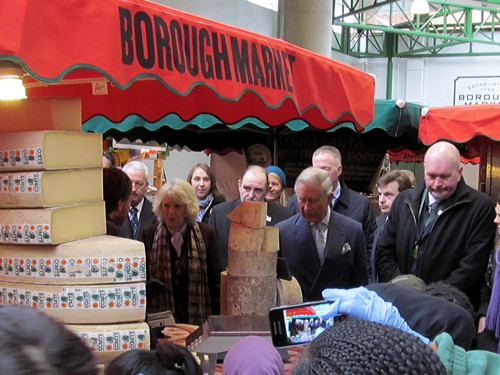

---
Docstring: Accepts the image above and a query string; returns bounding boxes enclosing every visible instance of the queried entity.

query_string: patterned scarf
[150,222,212,325]
[486,247,500,353]
[197,193,214,222]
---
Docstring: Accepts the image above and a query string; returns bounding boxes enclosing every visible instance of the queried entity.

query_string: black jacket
[376,178,495,308]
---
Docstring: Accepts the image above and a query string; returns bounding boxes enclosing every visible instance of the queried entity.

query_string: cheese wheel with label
[0,98,81,133]
[0,168,103,208]
[0,235,146,284]
[0,201,106,244]
[0,131,102,171]
[67,322,150,364]
[0,280,146,324]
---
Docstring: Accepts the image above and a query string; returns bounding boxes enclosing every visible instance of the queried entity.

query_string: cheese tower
[0,100,150,366]
[225,200,279,316]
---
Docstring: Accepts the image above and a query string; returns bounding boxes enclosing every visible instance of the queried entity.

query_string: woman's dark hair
[0,305,98,375]
[186,163,223,199]
[103,151,115,167]
[293,317,446,375]
[103,167,132,214]
[105,341,202,375]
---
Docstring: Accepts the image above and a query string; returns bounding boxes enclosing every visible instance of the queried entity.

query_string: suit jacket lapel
[308,212,345,298]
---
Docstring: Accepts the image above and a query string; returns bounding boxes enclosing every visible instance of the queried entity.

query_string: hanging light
[411,0,430,15]
[0,61,27,100]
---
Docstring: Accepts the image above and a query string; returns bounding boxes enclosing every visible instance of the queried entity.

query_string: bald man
[376,142,496,309]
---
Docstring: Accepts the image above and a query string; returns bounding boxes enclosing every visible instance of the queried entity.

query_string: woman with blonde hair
[139,179,221,325]
[266,166,288,207]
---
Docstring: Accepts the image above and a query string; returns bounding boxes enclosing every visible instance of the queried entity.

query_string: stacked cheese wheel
[0,99,150,366]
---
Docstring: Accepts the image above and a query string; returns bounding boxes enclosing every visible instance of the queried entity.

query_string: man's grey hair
[294,167,333,197]
[123,160,149,178]
[312,146,342,165]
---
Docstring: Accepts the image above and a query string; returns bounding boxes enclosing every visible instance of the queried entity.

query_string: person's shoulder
[211,199,239,214]
[331,210,363,231]
[275,214,301,234]
[197,221,216,235]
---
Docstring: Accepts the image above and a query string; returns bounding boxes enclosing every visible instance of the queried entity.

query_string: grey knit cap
[292,317,446,375]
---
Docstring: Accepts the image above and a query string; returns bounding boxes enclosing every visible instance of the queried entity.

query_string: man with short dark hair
[103,167,132,237]
[277,167,368,301]
[208,165,292,269]
[121,160,157,239]
[377,141,496,308]
[369,170,412,282]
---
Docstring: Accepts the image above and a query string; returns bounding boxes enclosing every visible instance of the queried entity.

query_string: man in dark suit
[288,146,376,263]
[369,170,413,282]
[278,167,367,301]
[208,165,292,269]
[121,160,158,239]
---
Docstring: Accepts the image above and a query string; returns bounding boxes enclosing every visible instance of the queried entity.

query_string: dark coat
[208,198,292,269]
[139,222,221,319]
[277,211,368,301]
[376,178,496,308]
[367,283,475,350]
[121,197,158,240]
[289,180,376,258]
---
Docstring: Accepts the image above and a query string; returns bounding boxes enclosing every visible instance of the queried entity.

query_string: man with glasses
[121,160,158,240]
[209,165,292,269]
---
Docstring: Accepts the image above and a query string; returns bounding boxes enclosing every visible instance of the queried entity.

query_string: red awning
[419,104,500,145]
[0,0,375,131]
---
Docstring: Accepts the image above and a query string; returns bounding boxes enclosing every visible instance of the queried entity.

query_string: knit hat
[390,274,426,291]
[223,336,284,375]
[266,166,286,187]
[292,317,446,375]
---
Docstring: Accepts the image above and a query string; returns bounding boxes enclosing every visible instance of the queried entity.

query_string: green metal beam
[332,0,500,57]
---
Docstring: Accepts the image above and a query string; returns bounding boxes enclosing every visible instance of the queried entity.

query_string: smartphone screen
[269,300,336,347]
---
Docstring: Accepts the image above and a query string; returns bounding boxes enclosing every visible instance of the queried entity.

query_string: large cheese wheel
[0,131,102,171]
[0,201,106,244]
[0,235,146,284]
[0,281,146,324]
[67,322,150,364]
[0,168,103,208]
[0,98,81,133]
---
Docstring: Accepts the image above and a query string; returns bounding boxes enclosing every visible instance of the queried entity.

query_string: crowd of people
[19,143,499,374]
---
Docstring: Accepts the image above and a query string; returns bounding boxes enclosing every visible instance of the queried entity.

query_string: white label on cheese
[76,327,149,352]
[0,148,43,169]
[1,223,52,243]
[0,284,146,310]
[0,171,41,194]
[0,255,146,282]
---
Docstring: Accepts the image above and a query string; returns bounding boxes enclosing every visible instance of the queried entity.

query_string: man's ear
[327,192,334,206]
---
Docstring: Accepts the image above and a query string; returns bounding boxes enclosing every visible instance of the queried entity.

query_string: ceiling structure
[332,0,500,57]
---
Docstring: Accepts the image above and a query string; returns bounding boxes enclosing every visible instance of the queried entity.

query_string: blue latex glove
[321,287,430,344]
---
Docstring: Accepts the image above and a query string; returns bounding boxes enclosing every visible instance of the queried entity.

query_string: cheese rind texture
[228,224,279,252]
[0,281,146,324]
[0,98,82,133]
[67,322,150,363]
[0,201,106,244]
[227,200,267,228]
[0,235,146,284]
[0,131,102,171]
[0,168,103,207]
